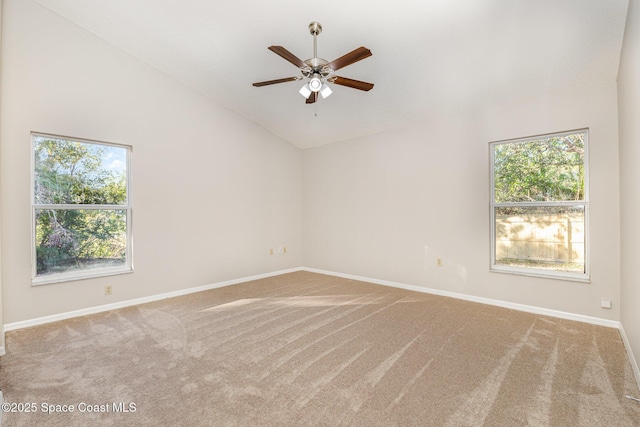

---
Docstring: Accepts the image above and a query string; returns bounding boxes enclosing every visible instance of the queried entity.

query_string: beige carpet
[1,271,639,426]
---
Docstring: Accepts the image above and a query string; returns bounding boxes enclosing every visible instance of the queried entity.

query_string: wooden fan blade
[306,91,318,104]
[253,77,300,87]
[332,76,374,91]
[327,46,372,71]
[268,46,307,68]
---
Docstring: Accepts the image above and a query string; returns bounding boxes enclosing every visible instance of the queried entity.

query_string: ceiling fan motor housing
[301,58,332,78]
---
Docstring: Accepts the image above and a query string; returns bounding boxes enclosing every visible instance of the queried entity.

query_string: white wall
[0,0,302,324]
[0,0,628,344]
[618,0,640,375]
[303,82,621,321]
[0,0,4,353]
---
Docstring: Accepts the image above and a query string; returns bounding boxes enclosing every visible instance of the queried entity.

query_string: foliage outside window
[490,130,588,281]
[32,133,132,284]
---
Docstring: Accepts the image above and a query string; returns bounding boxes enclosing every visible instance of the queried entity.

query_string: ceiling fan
[252,22,374,104]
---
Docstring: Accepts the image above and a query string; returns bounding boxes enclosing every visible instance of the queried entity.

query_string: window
[32,133,132,284]
[490,129,588,281]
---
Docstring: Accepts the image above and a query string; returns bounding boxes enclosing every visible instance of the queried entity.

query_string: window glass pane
[494,133,584,203]
[495,205,585,273]
[35,209,127,276]
[34,136,127,205]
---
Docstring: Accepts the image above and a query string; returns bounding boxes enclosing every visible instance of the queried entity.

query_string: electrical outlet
[601,300,612,309]
[278,247,285,254]
[105,285,112,296]
[436,258,443,267]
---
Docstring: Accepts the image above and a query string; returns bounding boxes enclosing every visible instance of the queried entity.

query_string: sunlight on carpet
[1,271,638,426]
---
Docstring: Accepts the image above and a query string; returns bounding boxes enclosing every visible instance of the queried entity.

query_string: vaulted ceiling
[33,0,629,149]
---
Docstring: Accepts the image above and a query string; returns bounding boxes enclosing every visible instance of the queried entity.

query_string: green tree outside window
[33,135,131,280]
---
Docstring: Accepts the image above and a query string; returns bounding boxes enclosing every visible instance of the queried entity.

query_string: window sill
[490,265,590,283]
[32,266,133,286]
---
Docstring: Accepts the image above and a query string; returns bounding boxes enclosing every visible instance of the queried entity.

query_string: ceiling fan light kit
[308,74,322,92]
[253,21,374,104]
[319,83,332,99]
[299,84,312,99]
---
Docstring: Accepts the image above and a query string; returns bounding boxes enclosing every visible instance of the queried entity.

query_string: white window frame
[489,129,590,282]
[31,132,133,285]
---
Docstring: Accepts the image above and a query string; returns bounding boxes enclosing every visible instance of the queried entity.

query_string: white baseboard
[5,266,619,333]
[3,267,303,333]
[619,324,640,391]
[303,267,640,388]
[301,267,621,329]
[3,265,636,390]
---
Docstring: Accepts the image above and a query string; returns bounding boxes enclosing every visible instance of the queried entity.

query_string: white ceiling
[32,0,629,149]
